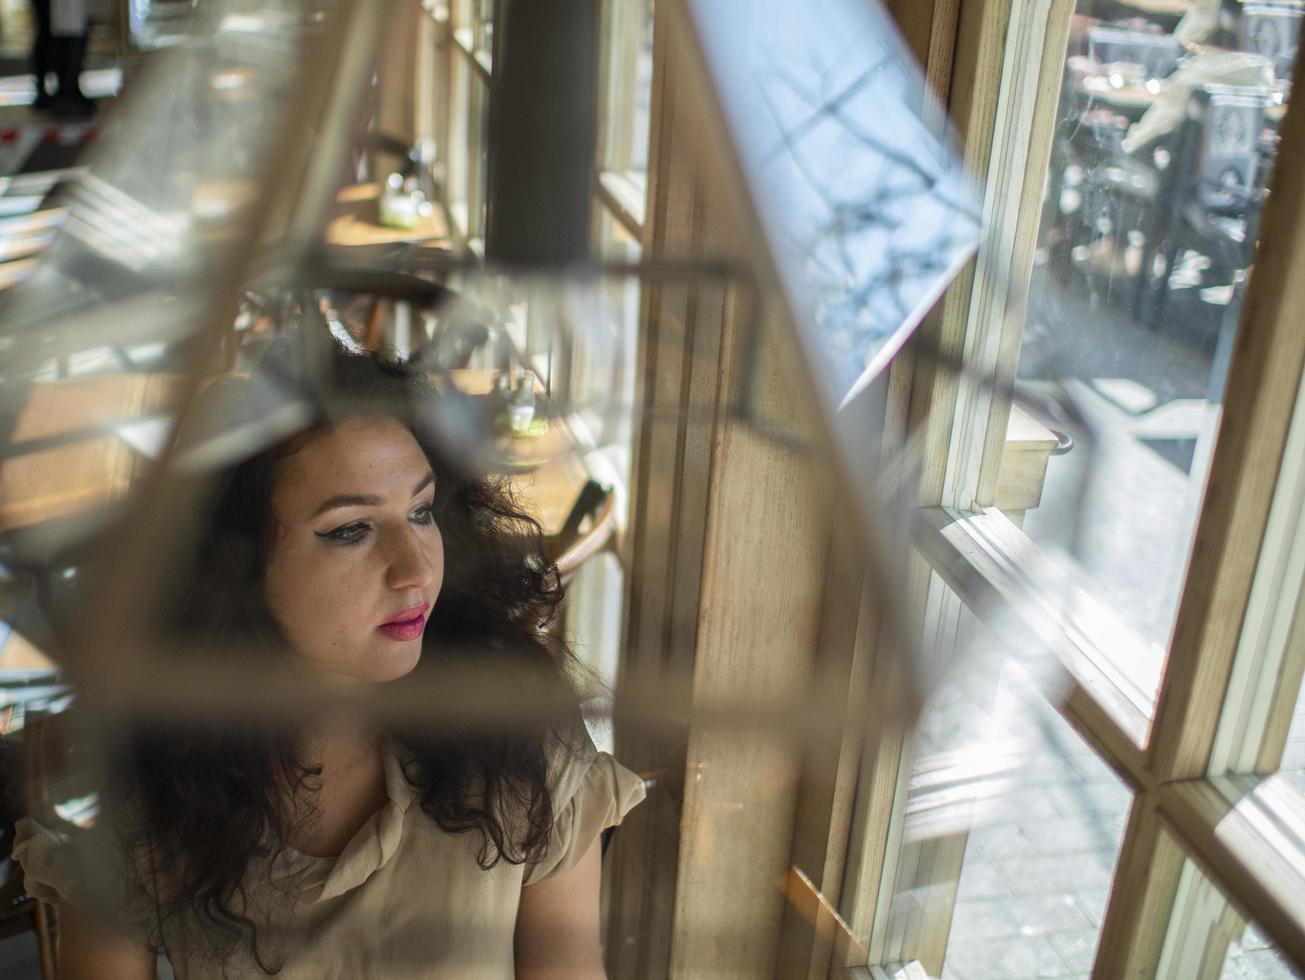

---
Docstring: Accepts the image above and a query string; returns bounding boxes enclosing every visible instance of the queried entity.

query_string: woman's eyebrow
[311,493,382,518]
[411,472,435,498]
[309,473,435,518]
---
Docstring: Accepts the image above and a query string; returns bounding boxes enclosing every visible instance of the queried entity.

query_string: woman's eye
[317,521,371,545]
[410,502,438,526]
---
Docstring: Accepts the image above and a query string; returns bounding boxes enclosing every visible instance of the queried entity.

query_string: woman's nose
[383,526,438,591]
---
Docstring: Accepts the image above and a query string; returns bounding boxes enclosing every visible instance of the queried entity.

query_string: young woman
[14,343,644,978]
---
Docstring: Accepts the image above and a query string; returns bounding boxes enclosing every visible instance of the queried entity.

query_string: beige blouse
[14,733,645,979]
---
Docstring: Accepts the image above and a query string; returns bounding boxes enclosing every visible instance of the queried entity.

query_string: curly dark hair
[112,341,582,971]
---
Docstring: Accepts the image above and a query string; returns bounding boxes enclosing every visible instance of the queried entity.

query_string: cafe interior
[2,0,1305,977]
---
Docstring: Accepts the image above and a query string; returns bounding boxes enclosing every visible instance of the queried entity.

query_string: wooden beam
[608,4,837,975]
[1091,798,1186,978]
[606,6,704,973]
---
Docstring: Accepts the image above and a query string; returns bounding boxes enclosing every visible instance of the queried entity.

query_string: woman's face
[263,416,444,683]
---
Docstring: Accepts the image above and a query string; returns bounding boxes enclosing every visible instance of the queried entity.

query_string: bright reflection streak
[221,14,272,32]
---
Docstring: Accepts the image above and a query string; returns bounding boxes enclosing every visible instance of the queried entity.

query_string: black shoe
[49,91,95,119]
[32,85,54,110]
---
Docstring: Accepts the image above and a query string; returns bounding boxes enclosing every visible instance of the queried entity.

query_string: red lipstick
[378,602,429,642]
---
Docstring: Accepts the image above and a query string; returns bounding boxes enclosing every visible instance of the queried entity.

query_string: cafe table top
[327,182,453,250]
[1072,68,1289,124]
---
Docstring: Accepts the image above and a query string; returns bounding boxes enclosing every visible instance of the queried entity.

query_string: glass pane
[0,2,990,977]
[599,0,654,179]
[1283,701,1305,793]
[881,603,1129,979]
[1000,0,1302,717]
[443,37,489,245]
[565,550,624,752]
[631,0,654,176]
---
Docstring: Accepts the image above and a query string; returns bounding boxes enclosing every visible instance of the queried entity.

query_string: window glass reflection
[1002,0,1301,713]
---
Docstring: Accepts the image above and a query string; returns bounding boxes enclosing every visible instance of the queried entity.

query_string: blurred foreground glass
[677,0,981,411]
[997,0,1301,719]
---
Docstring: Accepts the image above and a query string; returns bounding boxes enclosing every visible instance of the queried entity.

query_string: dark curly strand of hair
[112,343,581,972]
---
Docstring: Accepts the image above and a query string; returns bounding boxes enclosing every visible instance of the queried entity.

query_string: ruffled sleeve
[13,816,157,947]
[522,735,646,886]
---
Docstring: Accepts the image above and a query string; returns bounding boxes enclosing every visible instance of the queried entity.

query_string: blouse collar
[270,739,417,902]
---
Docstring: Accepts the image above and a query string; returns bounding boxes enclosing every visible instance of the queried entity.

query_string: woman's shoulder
[522,722,646,885]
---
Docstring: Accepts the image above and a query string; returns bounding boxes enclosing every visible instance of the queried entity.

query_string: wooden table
[1077,74,1164,113]
[327,182,452,249]
[446,371,592,529]
[1072,69,1289,126]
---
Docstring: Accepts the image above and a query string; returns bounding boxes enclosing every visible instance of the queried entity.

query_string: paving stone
[1041,780,1131,819]
[1015,815,1109,857]
[949,899,1025,942]
[1071,889,1114,927]
[995,853,1114,896]
[956,859,1011,900]
[994,789,1063,822]
[1006,894,1095,937]
[1047,930,1099,973]
[945,935,1074,978]
[966,822,1035,861]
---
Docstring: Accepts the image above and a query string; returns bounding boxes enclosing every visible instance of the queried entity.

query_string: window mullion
[1207,346,1305,775]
